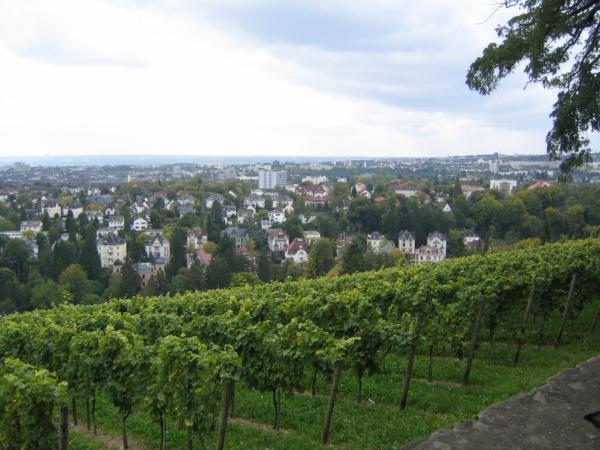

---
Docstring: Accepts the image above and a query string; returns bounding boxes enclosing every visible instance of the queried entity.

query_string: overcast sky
[0,0,559,158]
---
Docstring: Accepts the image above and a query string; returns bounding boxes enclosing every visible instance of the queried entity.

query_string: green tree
[65,210,77,241]
[306,238,335,278]
[30,280,64,309]
[1,239,32,281]
[80,224,102,280]
[59,264,97,305]
[467,0,600,172]
[340,236,367,274]
[118,262,142,298]
[0,268,25,313]
[257,252,272,282]
[166,227,187,280]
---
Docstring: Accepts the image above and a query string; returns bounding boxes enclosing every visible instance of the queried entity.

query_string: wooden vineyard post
[60,405,69,450]
[513,283,536,366]
[321,362,343,444]
[400,313,422,410]
[463,295,486,385]
[590,302,600,334]
[555,273,577,347]
[217,380,234,450]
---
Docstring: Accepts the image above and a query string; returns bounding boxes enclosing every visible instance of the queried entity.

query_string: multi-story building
[20,220,43,233]
[490,179,518,195]
[145,235,170,263]
[258,171,288,189]
[267,229,289,252]
[108,215,125,231]
[285,238,309,265]
[398,230,416,255]
[131,218,148,231]
[97,232,127,268]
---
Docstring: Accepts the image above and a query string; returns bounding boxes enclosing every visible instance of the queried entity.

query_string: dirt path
[71,421,150,450]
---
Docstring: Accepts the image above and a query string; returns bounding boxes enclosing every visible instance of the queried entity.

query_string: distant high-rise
[258,170,288,189]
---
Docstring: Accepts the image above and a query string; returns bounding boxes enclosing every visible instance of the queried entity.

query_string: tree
[206,256,232,289]
[65,210,77,241]
[340,236,368,274]
[306,238,335,278]
[166,227,187,280]
[59,264,94,304]
[30,280,65,309]
[1,239,32,281]
[257,252,272,282]
[0,268,25,313]
[80,224,102,280]
[467,1,600,172]
[118,262,142,298]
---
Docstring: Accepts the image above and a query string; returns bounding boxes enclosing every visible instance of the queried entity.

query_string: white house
[414,245,445,264]
[285,238,309,265]
[237,208,255,224]
[442,203,452,213]
[398,230,416,255]
[97,232,127,268]
[427,231,447,258]
[243,194,265,209]
[145,235,170,262]
[42,201,61,218]
[20,220,43,233]
[367,232,384,253]
[187,228,207,250]
[464,230,481,249]
[205,193,224,209]
[268,209,285,224]
[131,218,148,232]
[303,230,321,246]
[490,179,518,195]
[267,229,289,252]
[108,215,125,231]
[63,201,83,219]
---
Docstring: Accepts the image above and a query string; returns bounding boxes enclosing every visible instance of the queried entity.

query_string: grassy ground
[69,302,600,450]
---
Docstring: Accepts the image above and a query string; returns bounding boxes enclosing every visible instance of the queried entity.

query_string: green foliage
[467,0,600,171]
[306,238,336,278]
[0,358,67,449]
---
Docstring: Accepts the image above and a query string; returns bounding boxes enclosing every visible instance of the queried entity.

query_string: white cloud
[0,0,553,158]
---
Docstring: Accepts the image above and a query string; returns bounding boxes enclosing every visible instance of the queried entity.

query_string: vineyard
[1,239,600,449]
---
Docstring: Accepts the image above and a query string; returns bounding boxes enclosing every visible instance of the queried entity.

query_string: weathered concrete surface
[407,356,600,450]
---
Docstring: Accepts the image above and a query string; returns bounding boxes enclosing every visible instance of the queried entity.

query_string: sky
[0,0,560,159]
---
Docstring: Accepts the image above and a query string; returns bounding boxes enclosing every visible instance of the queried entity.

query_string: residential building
[464,230,481,249]
[268,209,285,224]
[415,245,445,264]
[303,230,321,246]
[427,231,447,258]
[258,170,288,189]
[108,215,125,231]
[398,230,416,255]
[133,262,165,288]
[285,238,309,265]
[267,229,289,252]
[367,232,384,253]
[295,185,328,197]
[42,201,61,218]
[63,201,83,219]
[243,194,265,209]
[187,228,207,250]
[97,232,127,268]
[205,193,224,209]
[131,218,148,232]
[490,179,518,195]
[145,235,170,262]
[460,184,484,199]
[224,226,247,248]
[20,220,43,233]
